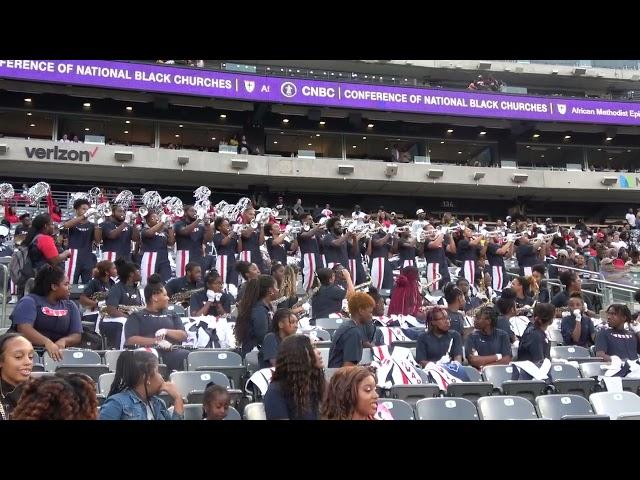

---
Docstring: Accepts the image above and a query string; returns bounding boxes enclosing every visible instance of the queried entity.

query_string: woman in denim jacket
[99,350,184,420]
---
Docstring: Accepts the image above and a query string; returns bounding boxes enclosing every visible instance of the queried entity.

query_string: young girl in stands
[234,275,278,357]
[79,260,116,324]
[202,383,231,420]
[0,333,34,420]
[10,265,82,362]
[264,334,325,420]
[260,308,299,368]
[13,372,98,420]
[321,365,378,420]
[517,303,555,363]
[99,350,184,420]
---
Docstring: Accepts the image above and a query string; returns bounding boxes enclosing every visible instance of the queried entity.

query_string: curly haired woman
[321,366,378,420]
[263,334,325,420]
[12,372,98,420]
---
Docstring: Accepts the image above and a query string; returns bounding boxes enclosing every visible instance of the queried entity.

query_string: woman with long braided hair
[12,372,98,420]
[263,334,325,420]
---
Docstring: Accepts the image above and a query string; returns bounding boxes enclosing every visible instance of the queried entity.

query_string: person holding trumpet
[486,230,514,292]
[62,198,102,284]
[456,227,483,285]
[101,205,139,263]
[173,204,214,277]
[140,211,175,285]
[239,205,267,274]
[298,213,326,291]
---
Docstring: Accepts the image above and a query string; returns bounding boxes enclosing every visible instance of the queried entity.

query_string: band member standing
[516,234,544,277]
[173,205,214,277]
[140,212,175,285]
[422,225,445,292]
[396,227,417,268]
[265,223,296,267]
[62,198,101,284]
[369,226,393,290]
[322,218,350,270]
[347,233,368,284]
[213,217,240,287]
[239,206,267,274]
[486,234,514,291]
[298,213,325,291]
[457,228,482,285]
[101,206,139,263]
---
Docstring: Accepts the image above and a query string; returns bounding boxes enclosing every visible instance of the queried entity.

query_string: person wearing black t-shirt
[265,223,296,267]
[101,206,140,263]
[124,275,188,372]
[235,275,279,357]
[369,228,393,290]
[140,211,175,285]
[456,278,482,312]
[465,305,512,369]
[517,303,555,363]
[298,213,326,291]
[62,198,101,284]
[260,309,299,368]
[213,217,240,287]
[14,213,31,237]
[173,205,214,277]
[190,271,234,316]
[560,294,595,348]
[551,271,596,316]
[165,262,203,300]
[311,267,355,324]
[595,304,640,362]
[531,264,551,304]
[486,235,514,291]
[322,218,350,270]
[238,206,266,273]
[79,260,116,324]
[456,227,482,285]
[416,307,463,368]
[442,284,467,337]
[515,234,544,277]
[511,276,535,309]
[328,292,374,368]
[396,227,417,268]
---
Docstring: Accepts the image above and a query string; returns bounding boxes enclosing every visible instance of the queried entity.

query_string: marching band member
[101,205,139,263]
[173,205,214,277]
[348,232,368,284]
[190,270,234,316]
[79,260,116,324]
[265,222,296,267]
[515,234,544,277]
[396,225,417,268]
[311,267,355,324]
[486,233,513,291]
[368,225,393,290]
[298,213,325,291]
[62,198,101,283]
[213,217,240,287]
[140,211,175,285]
[421,224,449,292]
[165,262,203,298]
[456,227,482,285]
[239,205,267,274]
[322,217,350,270]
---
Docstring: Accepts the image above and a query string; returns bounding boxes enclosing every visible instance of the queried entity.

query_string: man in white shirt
[626,208,637,228]
[352,205,367,221]
[610,232,628,253]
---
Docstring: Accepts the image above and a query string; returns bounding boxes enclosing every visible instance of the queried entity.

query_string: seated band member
[517,303,555,363]
[465,305,512,370]
[551,271,596,315]
[560,294,595,348]
[456,277,482,312]
[494,296,517,344]
[441,283,466,336]
[173,205,214,277]
[328,292,375,368]
[298,213,325,291]
[101,205,139,263]
[239,206,267,274]
[322,217,350,270]
[140,211,175,285]
[234,275,279,357]
[510,276,535,308]
[22,215,71,289]
[235,261,260,303]
[79,260,116,324]
[124,274,189,372]
[213,217,240,287]
[62,198,101,284]
[10,265,82,362]
[486,234,513,292]
[369,225,393,290]
[387,266,427,322]
[14,213,31,237]
[190,271,233,316]
[100,260,143,349]
[531,264,551,303]
[456,228,481,285]
[595,304,640,362]
[165,262,203,299]
[311,267,355,324]
[275,265,305,316]
[416,307,463,368]
[260,309,299,368]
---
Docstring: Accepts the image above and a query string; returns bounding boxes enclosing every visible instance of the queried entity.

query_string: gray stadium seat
[55,364,110,383]
[186,350,245,388]
[244,351,260,375]
[477,395,539,420]
[501,380,548,403]
[446,382,494,404]
[388,384,440,405]
[324,368,339,382]
[183,403,204,420]
[315,317,346,336]
[589,391,640,420]
[482,365,515,391]
[621,379,640,395]
[359,348,373,365]
[415,397,479,420]
[29,372,55,379]
[244,402,266,420]
[550,345,591,361]
[43,349,102,371]
[170,371,230,401]
[579,362,609,379]
[318,348,330,367]
[377,399,415,420]
[98,372,115,395]
[463,365,483,382]
[548,363,596,398]
[103,350,124,372]
[535,394,598,420]
[311,329,332,342]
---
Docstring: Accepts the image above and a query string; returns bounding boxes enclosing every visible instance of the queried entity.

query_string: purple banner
[1,60,640,126]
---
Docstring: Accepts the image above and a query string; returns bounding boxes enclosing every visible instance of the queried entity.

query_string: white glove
[437,354,450,365]
[302,302,311,313]
[631,322,640,334]
[156,339,172,350]
[84,208,97,219]
[207,290,221,302]
[124,212,133,224]
[561,311,571,318]
[573,309,582,321]
[97,300,106,309]
[155,328,167,341]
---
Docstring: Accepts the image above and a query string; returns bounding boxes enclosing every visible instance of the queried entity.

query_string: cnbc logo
[619,175,640,188]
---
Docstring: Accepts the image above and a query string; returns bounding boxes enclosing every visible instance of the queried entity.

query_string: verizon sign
[25,145,99,162]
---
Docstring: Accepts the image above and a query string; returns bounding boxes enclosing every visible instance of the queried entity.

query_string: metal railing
[0,263,9,328]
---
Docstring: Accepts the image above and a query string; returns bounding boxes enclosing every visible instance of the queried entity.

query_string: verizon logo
[25,145,99,162]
